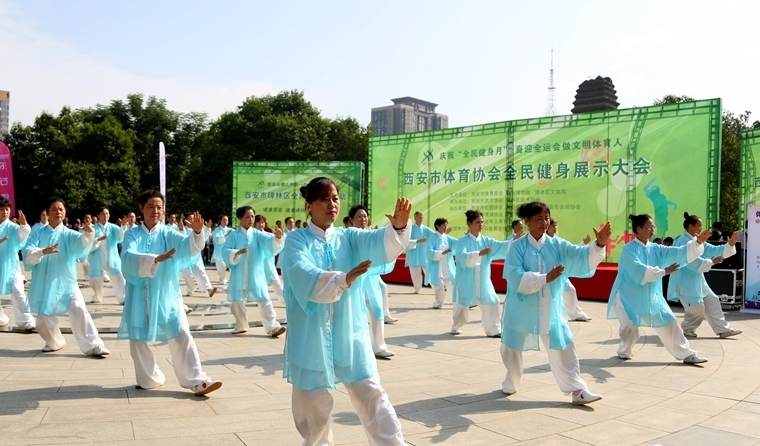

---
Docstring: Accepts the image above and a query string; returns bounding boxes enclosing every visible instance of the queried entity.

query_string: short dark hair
[138,190,164,207]
[629,214,652,233]
[95,206,109,216]
[285,217,294,224]
[342,216,350,225]
[218,214,228,222]
[348,205,368,219]
[300,177,338,203]
[516,201,550,221]
[511,219,522,229]
[236,206,254,220]
[434,217,448,230]
[465,210,483,224]
[663,237,674,244]
[0,196,10,208]
[47,197,66,212]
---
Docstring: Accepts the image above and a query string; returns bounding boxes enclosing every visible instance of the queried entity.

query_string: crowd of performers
[0,177,746,446]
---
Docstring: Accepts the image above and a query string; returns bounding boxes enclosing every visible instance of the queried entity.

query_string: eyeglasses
[643,225,656,230]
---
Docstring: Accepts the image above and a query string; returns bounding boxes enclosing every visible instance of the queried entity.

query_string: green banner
[232,161,364,226]
[740,129,760,225]
[369,100,722,261]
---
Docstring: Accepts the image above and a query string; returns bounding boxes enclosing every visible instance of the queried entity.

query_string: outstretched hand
[346,260,372,286]
[187,212,204,234]
[728,231,740,246]
[664,263,679,275]
[696,230,712,244]
[17,210,26,226]
[274,227,284,239]
[582,234,592,245]
[593,222,612,246]
[81,222,94,233]
[711,256,724,265]
[546,265,565,283]
[417,237,428,244]
[42,243,59,255]
[385,197,412,229]
[0,235,8,245]
[155,248,176,264]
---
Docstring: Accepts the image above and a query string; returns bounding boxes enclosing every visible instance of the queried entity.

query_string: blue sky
[2,0,758,128]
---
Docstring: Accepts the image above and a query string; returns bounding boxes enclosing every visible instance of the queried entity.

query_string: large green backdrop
[232,161,364,225]
[740,129,760,225]
[369,99,722,261]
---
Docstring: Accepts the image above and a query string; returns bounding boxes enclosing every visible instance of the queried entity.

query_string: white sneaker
[719,329,742,338]
[572,390,602,405]
[184,305,193,315]
[451,329,463,335]
[683,330,697,338]
[86,345,110,357]
[573,315,592,322]
[374,349,395,358]
[232,328,247,334]
[683,354,708,364]
[618,353,632,360]
[193,379,222,396]
[90,298,102,304]
[41,345,62,353]
[268,327,286,338]
[384,316,398,324]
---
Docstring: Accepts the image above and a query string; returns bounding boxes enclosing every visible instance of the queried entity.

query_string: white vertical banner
[159,142,166,223]
[743,204,760,313]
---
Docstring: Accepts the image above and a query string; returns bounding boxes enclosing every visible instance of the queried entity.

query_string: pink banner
[0,141,16,216]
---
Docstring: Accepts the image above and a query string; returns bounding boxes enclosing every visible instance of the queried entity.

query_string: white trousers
[270,273,284,303]
[36,288,105,354]
[380,281,392,319]
[366,296,389,354]
[614,294,696,360]
[451,302,501,336]
[431,278,451,308]
[291,375,405,446]
[680,294,733,335]
[500,335,588,395]
[180,269,196,294]
[0,271,35,328]
[89,272,126,304]
[563,282,589,320]
[409,267,425,293]
[231,300,281,333]
[79,259,89,279]
[192,262,213,292]
[215,261,227,284]
[129,310,210,389]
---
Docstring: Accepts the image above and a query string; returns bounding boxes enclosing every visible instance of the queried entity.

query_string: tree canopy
[3,91,370,220]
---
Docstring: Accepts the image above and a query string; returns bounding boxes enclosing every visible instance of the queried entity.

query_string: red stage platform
[382,255,618,301]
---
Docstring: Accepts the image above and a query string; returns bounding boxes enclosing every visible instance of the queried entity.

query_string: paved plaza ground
[1,270,759,446]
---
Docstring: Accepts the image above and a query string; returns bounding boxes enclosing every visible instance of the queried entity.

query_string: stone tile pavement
[1,270,759,445]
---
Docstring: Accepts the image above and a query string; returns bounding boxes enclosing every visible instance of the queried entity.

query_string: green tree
[653,95,752,230]
[5,108,140,219]
[189,90,370,218]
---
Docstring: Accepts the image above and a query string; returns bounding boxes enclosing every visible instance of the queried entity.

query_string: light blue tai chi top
[275,228,293,269]
[363,259,395,321]
[0,219,31,295]
[23,224,95,316]
[212,226,233,267]
[667,234,735,305]
[607,238,703,328]
[424,232,457,287]
[223,227,284,303]
[502,234,605,351]
[405,224,434,268]
[280,221,411,391]
[118,223,205,342]
[88,222,125,278]
[452,233,511,307]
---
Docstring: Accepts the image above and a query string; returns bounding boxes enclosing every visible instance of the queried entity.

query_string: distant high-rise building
[0,91,9,136]
[371,97,448,136]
